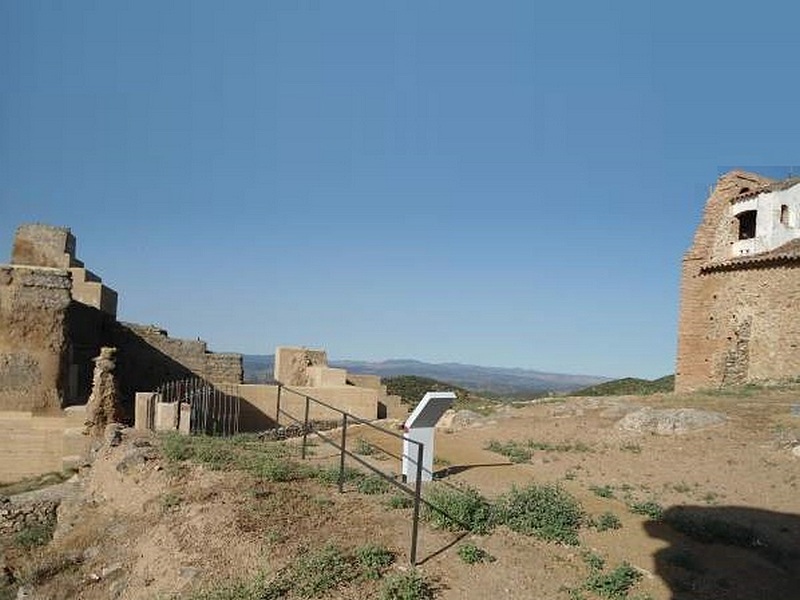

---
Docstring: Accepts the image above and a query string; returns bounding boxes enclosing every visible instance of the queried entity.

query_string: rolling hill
[242,354,609,397]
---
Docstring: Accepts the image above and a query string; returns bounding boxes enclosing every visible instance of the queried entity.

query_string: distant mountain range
[242,355,610,397]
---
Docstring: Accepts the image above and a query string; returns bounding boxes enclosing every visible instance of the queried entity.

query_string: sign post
[402,391,456,483]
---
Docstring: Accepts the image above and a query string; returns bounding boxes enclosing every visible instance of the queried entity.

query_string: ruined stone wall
[0,407,89,483]
[273,347,328,385]
[11,224,80,270]
[113,323,243,403]
[0,267,71,411]
[676,171,800,391]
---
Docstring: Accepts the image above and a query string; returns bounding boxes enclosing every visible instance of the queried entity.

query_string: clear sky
[2,1,798,379]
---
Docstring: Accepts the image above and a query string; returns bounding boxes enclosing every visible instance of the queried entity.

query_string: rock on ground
[617,407,727,435]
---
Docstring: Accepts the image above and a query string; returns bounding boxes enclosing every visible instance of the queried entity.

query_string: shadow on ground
[645,505,800,600]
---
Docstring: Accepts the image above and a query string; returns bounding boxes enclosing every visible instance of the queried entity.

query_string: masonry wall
[0,267,72,412]
[676,171,800,391]
[113,323,243,405]
[11,224,79,270]
[0,407,89,483]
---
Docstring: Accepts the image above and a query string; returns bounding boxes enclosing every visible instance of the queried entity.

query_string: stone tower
[676,171,800,392]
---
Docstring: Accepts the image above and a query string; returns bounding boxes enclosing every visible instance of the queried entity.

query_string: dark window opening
[737,210,757,240]
[781,204,790,226]
[739,187,750,194]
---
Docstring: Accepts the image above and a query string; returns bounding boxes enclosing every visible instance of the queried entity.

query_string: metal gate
[157,377,241,436]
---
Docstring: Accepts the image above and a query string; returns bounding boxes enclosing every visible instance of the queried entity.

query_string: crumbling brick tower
[676,171,800,392]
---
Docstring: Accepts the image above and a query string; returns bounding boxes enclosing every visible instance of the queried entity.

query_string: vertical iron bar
[234,393,240,435]
[338,414,348,493]
[175,381,181,431]
[275,384,282,425]
[301,396,310,459]
[410,442,424,566]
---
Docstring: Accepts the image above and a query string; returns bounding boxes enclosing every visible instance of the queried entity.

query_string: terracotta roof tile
[701,238,800,273]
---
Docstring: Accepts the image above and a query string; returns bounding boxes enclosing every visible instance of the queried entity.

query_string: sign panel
[402,391,456,483]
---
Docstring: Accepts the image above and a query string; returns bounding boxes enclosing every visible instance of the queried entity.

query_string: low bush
[355,544,394,579]
[485,439,532,463]
[291,544,355,598]
[497,484,583,545]
[380,570,436,600]
[628,500,663,520]
[457,542,495,564]
[584,562,642,599]
[422,483,494,534]
[594,512,622,531]
[357,474,391,495]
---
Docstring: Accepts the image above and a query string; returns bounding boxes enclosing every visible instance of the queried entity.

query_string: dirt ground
[6,387,800,599]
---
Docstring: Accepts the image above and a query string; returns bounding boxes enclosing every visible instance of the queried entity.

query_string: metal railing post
[410,442,424,565]
[275,384,282,425]
[301,396,311,459]
[338,414,348,493]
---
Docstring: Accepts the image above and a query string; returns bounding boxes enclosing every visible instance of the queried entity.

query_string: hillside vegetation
[383,375,497,413]
[242,355,608,395]
[570,375,675,397]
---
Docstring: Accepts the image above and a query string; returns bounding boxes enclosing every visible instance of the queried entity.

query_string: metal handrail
[274,383,425,564]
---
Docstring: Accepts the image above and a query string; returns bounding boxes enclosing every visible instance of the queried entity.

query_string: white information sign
[402,391,456,483]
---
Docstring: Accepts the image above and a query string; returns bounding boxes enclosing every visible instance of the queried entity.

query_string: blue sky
[1,1,798,379]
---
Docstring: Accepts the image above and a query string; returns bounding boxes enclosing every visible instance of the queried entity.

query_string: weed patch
[485,439,532,463]
[380,570,436,600]
[497,484,583,545]
[386,494,413,509]
[14,517,56,549]
[584,563,642,599]
[589,484,615,499]
[457,542,495,564]
[422,483,494,534]
[628,500,663,520]
[591,512,622,531]
[355,544,394,580]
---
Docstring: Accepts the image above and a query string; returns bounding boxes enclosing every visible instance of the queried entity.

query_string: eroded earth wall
[0,266,71,412]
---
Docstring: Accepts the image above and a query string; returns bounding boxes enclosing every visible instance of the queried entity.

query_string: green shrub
[485,439,532,463]
[380,570,435,600]
[422,483,494,534]
[386,494,413,509]
[457,542,495,564]
[357,474,391,495]
[14,517,56,548]
[247,457,299,482]
[497,484,583,545]
[355,544,394,579]
[354,438,375,455]
[313,465,363,486]
[628,500,663,520]
[585,563,642,599]
[291,544,355,598]
[581,550,605,571]
[594,512,622,532]
[589,485,615,499]
[185,576,269,600]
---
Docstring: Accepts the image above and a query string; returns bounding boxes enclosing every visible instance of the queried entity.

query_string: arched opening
[780,204,790,226]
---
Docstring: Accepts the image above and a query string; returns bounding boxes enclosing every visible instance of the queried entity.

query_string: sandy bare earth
[7,387,800,600]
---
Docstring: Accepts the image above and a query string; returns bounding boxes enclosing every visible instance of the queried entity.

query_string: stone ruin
[0,224,406,480]
[676,171,800,391]
[84,347,122,437]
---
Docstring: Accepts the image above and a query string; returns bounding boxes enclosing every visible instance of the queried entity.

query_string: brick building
[676,171,800,392]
